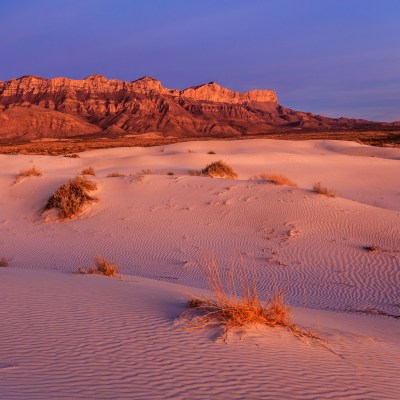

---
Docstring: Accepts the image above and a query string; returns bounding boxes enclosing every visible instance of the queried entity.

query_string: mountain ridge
[0,74,397,141]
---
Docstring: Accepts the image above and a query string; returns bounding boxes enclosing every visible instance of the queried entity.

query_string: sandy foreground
[0,139,399,399]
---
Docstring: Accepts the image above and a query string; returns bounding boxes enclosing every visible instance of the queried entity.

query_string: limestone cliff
[0,74,394,141]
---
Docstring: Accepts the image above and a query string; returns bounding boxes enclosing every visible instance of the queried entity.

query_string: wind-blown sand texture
[1,139,399,399]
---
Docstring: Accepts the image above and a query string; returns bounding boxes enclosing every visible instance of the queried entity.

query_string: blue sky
[1,0,399,121]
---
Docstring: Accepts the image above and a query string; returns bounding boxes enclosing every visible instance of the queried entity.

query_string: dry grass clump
[141,168,152,175]
[78,256,120,278]
[44,176,97,219]
[200,160,238,179]
[0,257,9,267]
[107,172,126,178]
[313,182,336,198]
[181,256,317,341]
[15,166,43,182]
[254,173,297,186]
[81,166,96,176]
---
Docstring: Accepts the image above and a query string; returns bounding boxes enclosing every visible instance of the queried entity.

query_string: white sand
[0,139,399,399]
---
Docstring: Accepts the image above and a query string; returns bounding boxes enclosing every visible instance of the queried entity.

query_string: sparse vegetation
[0,257,9,267]
[64,153,80,158]
[180,256,318,341]
[313,182,336,198]
[200,160,238,179]
[364,245,379,253]
[81,166,96,176]
[167,171,174,176]
[78,256,120,278]
[207,151,216,155]
[254,173,297,186]
[141,168,152,175]
[15,166,43,182]
[106,172,126,178]
[44,176,98,219]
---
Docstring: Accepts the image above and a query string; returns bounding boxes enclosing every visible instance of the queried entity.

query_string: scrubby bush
[200,161,238,179]
[81,167,96,176]
[78,256,119,278]
[15,166,42,182]
[313,182,336,198]
[255,173,297,186]
[180,256,317,341]
[44,176,97,219]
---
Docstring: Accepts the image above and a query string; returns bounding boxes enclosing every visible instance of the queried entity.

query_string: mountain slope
[0,74,397,141]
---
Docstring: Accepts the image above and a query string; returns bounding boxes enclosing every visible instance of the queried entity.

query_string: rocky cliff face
[0,74,394,141]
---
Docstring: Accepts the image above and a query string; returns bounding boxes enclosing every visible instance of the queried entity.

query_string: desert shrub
[167,172,174,176]
[313,182,336,198]
[0,257,9,267]
[65,154,80,158]
[207,151,216,155]
[141,168,152,175]
[107,172,126,178]
[180,256,317,340]
[254,173,297,186]
[364,245,379,253]
[15,166,42,182]
[78,256,119,278]
[81,166,96,176]
[200,161,238,179]
[44,176,97,219]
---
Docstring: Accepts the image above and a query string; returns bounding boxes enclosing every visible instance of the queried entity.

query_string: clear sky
[1,0,399,121]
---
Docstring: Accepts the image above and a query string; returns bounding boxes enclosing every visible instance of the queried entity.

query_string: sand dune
[0,139,399,398]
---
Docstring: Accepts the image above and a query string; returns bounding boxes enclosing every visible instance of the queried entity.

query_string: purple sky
[1,0,399,121]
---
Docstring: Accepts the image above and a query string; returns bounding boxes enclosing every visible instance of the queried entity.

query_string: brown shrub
[255,173,297,186]
[81,166,96,176]
[78,256,120,278]
[44,176,98,219]
[180,256,317,341]
[15,166,42,182]
[313,182,336,198]
[201,161,238,179]
[0,257,9,267]
[106,172,126,178]
[207,151,216,155]
[364,245,379,253]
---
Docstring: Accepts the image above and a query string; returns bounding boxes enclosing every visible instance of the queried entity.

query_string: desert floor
[1,139,399,399]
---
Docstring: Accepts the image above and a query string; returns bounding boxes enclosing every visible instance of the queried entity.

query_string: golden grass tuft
[78,256,120,278]
[254,173,297,186]
[81,166,96,176]
[180,256,318,341]
[200,160,238,179]
[106,172,126,178]
[44,176,97,219]
[15,166,43,182]
[313,182,336,198]
[0,257,9,267]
